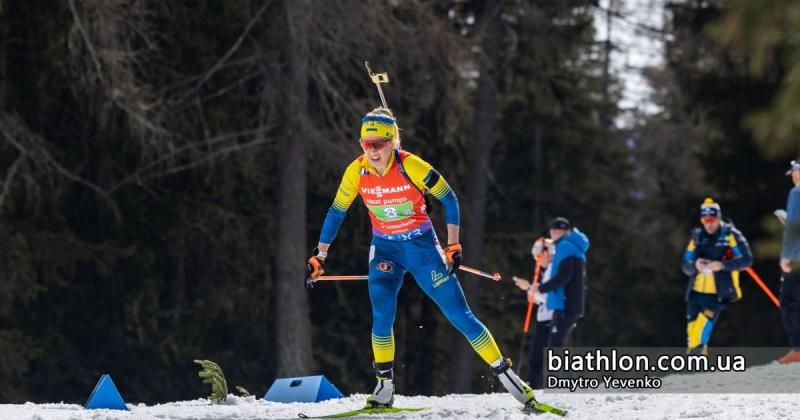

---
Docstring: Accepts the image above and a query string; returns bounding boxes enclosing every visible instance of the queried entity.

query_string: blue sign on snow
[264,375,344,403]
[85,374,129,410]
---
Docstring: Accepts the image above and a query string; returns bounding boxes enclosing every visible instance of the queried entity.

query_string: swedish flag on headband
[360,115,396,140]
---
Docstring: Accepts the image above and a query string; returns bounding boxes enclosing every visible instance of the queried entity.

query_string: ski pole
[513,273,536,376]
[515,250,547,377]
[314,265,500,284]
[523,252,547,333]
[522,296,535,332]
[459,264,502,281]
[317,275,369,281]
[744,267,781,308]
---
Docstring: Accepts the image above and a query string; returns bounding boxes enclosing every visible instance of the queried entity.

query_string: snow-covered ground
[2,392,797,420]
[3,362,799,419]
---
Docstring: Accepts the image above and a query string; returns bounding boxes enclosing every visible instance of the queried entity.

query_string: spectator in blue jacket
[531,217,590,348]
[779,160,800,364]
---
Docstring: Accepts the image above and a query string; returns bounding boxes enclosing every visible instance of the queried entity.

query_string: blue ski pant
[368,229,501,364]
[686,291,727,350]
[781,273,800,348]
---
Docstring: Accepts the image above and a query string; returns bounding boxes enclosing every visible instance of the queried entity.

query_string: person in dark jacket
[778,160,800,363]
[681,198,753,355]
[531,217,590,348]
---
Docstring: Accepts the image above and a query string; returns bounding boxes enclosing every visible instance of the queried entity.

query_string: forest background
[1,0,798,403]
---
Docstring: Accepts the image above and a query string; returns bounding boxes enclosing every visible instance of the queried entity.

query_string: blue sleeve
[681,231,699,277]
[722,229,753,271]
[682,254,698,277]
[538,257,581,293]
[320,207,347,244]
[418,167,460,226]
[435,188,460,226]
[783,188,800,260]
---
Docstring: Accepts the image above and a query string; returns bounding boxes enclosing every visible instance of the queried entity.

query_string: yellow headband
[360,115,396,140]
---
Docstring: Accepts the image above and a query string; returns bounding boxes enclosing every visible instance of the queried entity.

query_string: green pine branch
[193,359,228,403]
[235,385,251,397]
[193,359,252,403]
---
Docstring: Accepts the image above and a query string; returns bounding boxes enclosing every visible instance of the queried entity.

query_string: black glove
[444,243,462,275]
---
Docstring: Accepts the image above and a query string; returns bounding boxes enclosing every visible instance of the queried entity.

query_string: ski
[524,401,567,417]
[298,405,430,419]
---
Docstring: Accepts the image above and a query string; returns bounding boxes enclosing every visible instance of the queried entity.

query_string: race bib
[367,201,415,222]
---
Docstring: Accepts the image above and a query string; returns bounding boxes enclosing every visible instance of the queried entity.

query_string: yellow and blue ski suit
[681,222,752,350]
[319,149,502,365]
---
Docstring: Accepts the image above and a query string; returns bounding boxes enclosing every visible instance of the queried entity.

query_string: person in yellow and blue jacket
[681,198,753,355]
[305,107,539,411]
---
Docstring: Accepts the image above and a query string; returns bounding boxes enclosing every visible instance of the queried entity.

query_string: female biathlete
[305,107,538,411]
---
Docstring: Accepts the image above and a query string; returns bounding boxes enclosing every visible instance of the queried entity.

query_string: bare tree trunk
[533,122,544,225]
[0,7,7,113]
[449,0,504,393]
[602,0,615,128]
[275,0,316,377]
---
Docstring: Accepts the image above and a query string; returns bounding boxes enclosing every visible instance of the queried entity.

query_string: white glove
[775,209,787,225]
[531,237,555,258]
[531,239,545,258]
[546,240,555,255]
